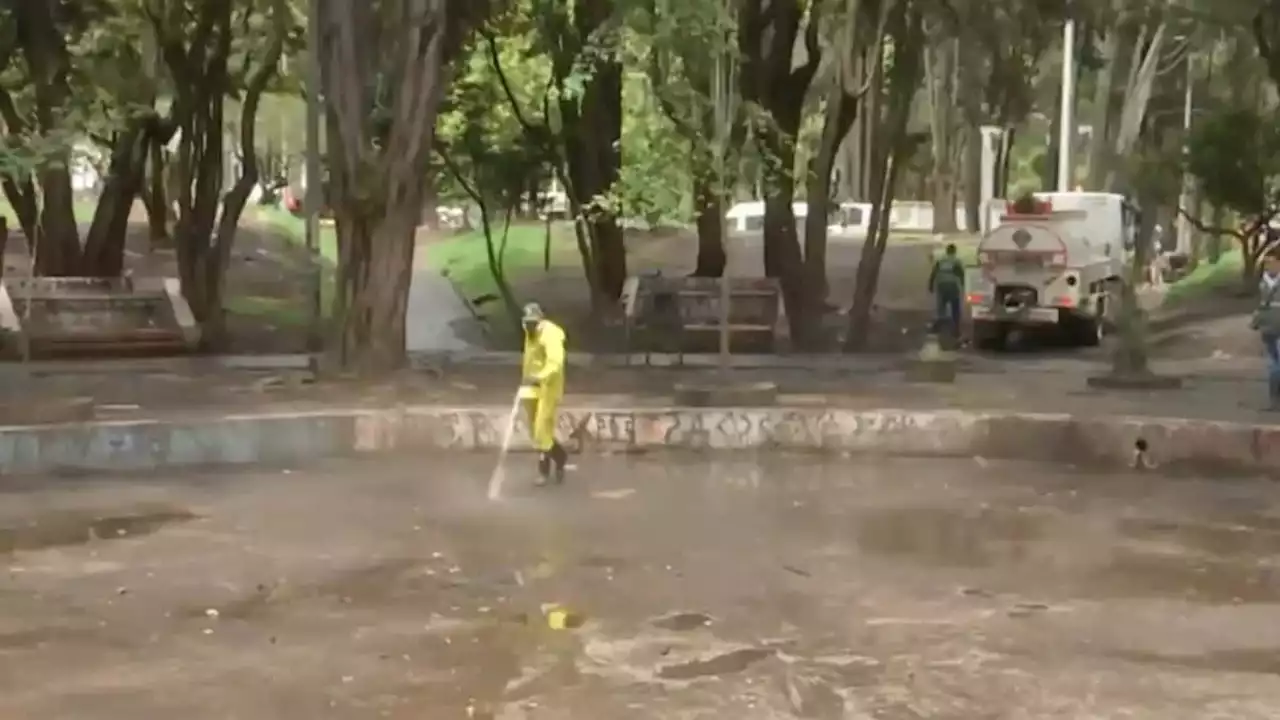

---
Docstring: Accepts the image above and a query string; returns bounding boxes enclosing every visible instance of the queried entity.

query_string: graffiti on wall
[436,407,881,450]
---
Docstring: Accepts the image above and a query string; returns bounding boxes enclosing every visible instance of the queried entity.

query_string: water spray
[486,391,524,500]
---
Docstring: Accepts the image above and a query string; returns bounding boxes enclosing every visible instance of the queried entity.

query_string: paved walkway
[3,455,1278,717]
[0,353,1275,425]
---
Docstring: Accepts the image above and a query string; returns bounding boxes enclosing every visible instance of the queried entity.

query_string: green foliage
[1186,106,1280,217]
[612,63,689,225]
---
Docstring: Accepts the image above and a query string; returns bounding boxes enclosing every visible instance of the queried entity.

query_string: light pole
[1056,18,1077,192]
[304,0,324,353]
[1176,51,1195,256]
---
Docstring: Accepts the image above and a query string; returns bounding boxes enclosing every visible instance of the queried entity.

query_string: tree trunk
[1110,183,1158,377]
[1041,85,1061,191]
[332,207,418,371]
[1086,29,1119,189]
[845,4,923,350]
[318,0,462,374]
[804,91,857,305]
[206,9,285,348]
[691,170,725,277]
[1207,204,1224,264]
[0,176,38,247]
[559,0,626,305]
[995,126,1015,197]
[738,0,822,345]
[81,120,153,277]
[145,138,171,248]
[16,0,82,276]
[173,121,229,342]
[925,36,959,233]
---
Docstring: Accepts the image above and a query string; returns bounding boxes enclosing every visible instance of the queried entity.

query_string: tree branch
[480,26,541,135]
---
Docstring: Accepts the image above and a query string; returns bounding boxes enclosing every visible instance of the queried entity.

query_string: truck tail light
[1054,295,1076,307]
[966,293,987,305]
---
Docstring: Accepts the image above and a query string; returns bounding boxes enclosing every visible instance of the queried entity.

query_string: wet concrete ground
[3,455,1280,718]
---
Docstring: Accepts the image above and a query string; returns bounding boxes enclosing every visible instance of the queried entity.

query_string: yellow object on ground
[547,609,569,630]
[520,319,567,452]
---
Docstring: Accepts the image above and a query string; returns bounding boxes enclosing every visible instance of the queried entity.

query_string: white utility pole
[1056,19,1077,192]
[1176,53,1195,256]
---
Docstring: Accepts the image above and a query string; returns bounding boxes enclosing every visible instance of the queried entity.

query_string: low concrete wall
[0,406,1277,477]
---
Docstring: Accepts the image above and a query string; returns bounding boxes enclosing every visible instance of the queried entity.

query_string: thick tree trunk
[926,36,959,233]
[559,0,626,304]
[82,120,153,277]
[16,0,81,275]
[845,5,923,350]
[691,170,725,277]
[173,123,228,339]
[738,0,821,345]
[332,207,418,372]
[318,0,464,374]
[0,177,38,247]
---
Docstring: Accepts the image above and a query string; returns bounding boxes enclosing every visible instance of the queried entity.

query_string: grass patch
[248,206,338,261]
[224,294,310,325]
[231,206,337,329]
[0,197,105,226]
[419,222,569,302]
[1164,250,1244,305]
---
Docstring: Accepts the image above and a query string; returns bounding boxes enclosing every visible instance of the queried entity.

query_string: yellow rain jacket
[519,319,567,451]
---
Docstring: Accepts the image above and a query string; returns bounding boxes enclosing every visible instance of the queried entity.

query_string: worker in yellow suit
[519,302,568,485]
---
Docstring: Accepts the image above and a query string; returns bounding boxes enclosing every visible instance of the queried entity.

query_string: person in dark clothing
[1252,251,1280,409]
[928,243,965,338]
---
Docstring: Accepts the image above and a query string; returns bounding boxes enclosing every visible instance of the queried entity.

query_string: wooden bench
[620,275,786,364]
[0,277,199,359]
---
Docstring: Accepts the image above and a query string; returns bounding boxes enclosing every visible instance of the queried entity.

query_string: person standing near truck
[928,243,965,340]
[1252,251,1280,409]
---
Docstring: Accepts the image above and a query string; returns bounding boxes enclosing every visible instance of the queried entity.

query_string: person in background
[928,243,965,342]
[1251,251,1280,410]
[519,302,569,485]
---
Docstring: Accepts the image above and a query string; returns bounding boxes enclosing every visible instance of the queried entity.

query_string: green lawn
[248,206,338,261]
[0,197,100,226]
[239,208,563,327]
[419,223,564,302]
[1164,249,1245,305]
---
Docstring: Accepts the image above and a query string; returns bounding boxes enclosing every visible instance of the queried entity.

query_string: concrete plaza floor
[2,454,1280,718]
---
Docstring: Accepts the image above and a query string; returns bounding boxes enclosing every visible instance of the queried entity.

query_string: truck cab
[966,191,1133,349]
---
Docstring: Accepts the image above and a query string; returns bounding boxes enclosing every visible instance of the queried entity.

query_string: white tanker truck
[966,191,1138,350]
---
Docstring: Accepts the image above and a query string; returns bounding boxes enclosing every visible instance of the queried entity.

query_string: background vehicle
[966,191,1137,350]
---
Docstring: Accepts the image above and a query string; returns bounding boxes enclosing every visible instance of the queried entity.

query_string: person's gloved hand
[521,375,539,388]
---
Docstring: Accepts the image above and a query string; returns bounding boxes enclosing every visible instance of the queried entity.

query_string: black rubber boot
[550,442,568,484]
[1269,376,1280,411]
[535,452,551,486]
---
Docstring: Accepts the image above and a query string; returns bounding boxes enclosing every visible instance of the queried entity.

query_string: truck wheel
[972,320,1005,351]
[1073,314,1103,347]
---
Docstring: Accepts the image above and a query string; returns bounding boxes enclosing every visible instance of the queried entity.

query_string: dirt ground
[3,454,1280,718]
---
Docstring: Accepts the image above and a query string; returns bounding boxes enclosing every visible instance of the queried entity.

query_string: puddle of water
[657,647,773,679]
[1088,549,1280,603]
[652,612,713,631]
[853,506,1046,567]
[1119,517,1280,558]
[0,507,197,553]
[1108,647,1280,675]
